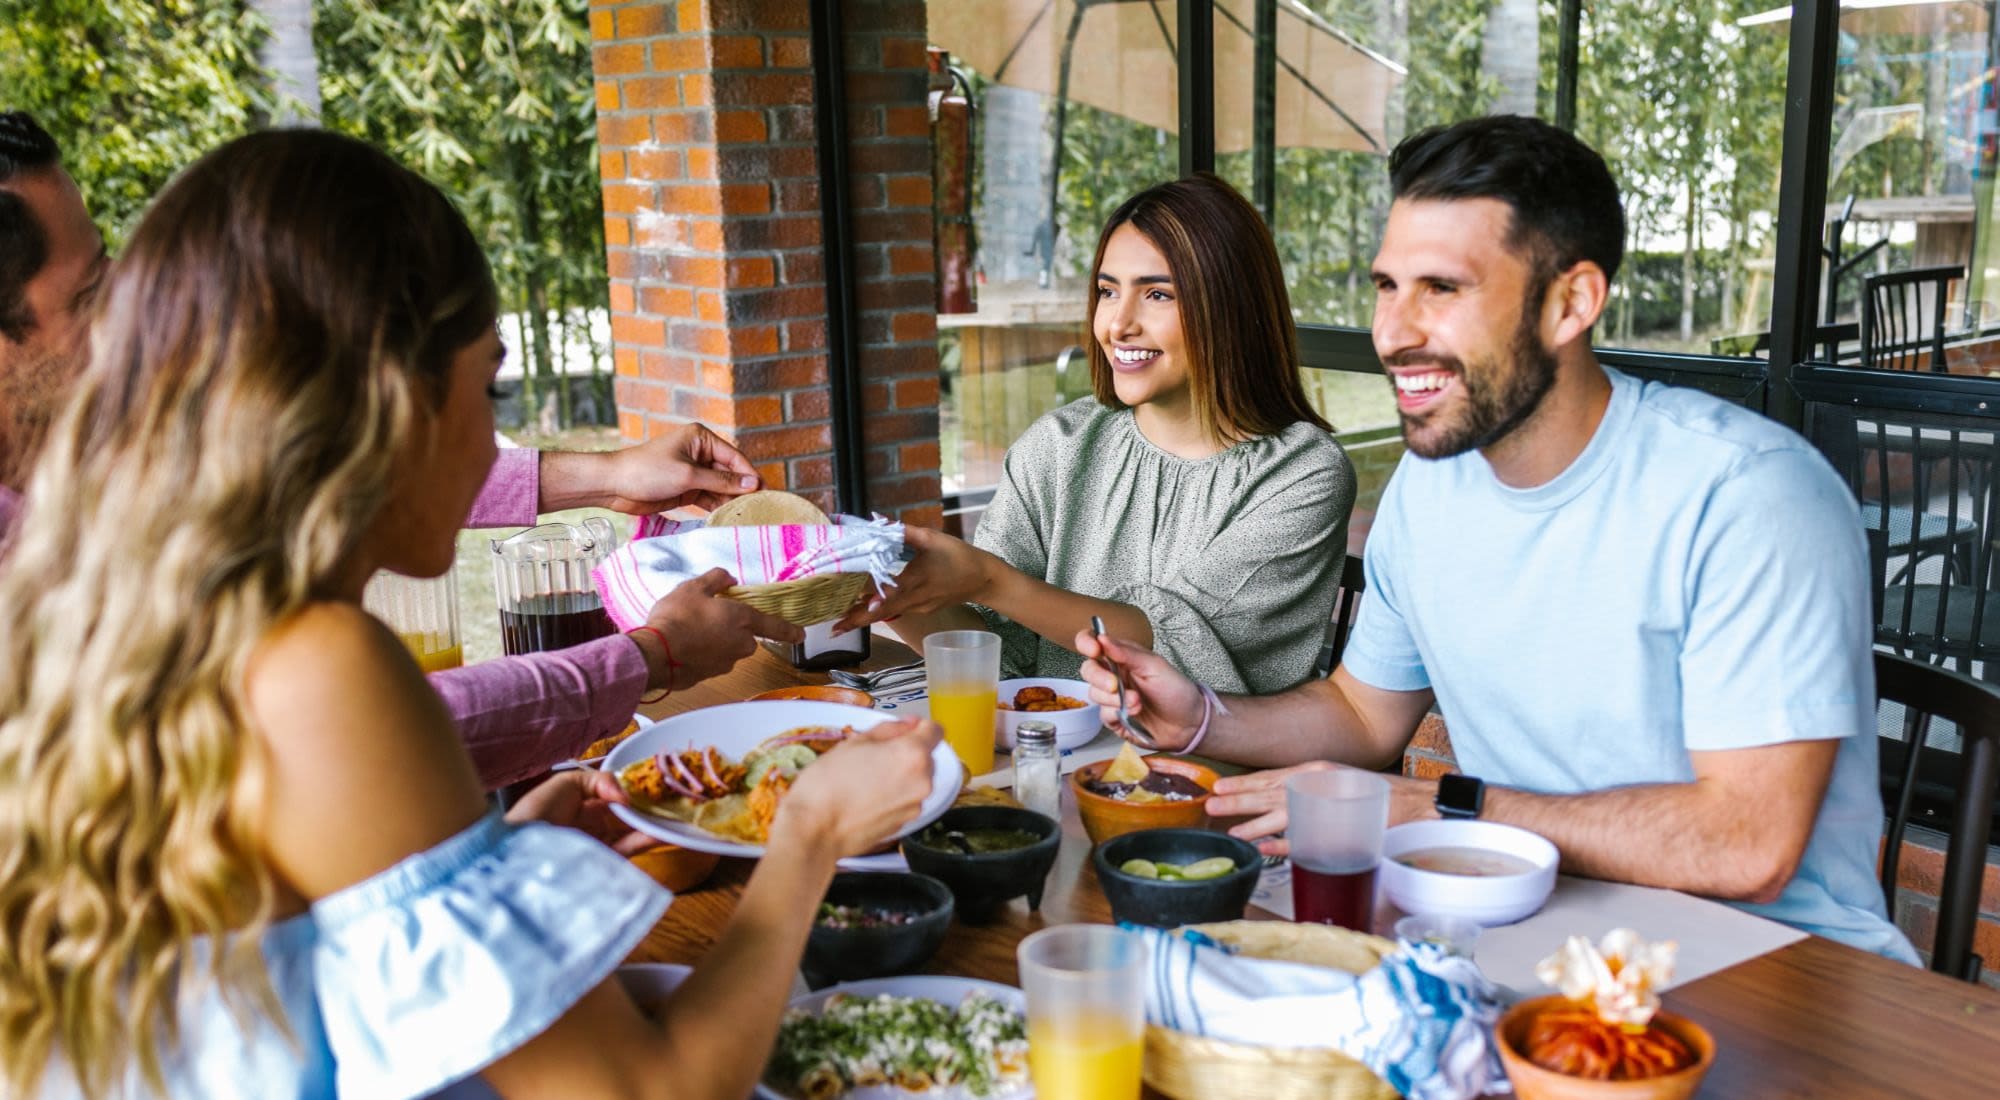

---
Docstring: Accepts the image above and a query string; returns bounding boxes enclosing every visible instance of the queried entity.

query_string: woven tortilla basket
[724,572,869,627]
[1142,921,1402,1100]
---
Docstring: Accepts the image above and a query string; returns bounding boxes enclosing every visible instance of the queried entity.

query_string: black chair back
[1874,651,2000,982]
[1314,552,1365,679]
[1861,265,1964,373]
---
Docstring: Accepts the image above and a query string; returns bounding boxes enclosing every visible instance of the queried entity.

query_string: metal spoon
[1091,615,1157,748]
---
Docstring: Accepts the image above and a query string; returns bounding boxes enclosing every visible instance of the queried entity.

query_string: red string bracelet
[630,625,678,704]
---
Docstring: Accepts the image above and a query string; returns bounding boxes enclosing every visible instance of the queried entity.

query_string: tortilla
[1102,742,1151,785]
[707,490,829,528]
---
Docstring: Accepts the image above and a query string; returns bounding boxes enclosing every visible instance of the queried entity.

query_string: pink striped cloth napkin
[591,514,905,630]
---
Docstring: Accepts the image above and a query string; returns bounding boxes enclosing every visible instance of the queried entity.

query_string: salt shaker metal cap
[1015,720,1057,748]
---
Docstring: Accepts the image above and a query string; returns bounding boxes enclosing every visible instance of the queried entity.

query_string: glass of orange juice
[363,567,464,673]
[1017,925,1146,1100]
[924,629,1000,775]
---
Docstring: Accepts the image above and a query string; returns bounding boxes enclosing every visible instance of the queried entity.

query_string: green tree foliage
[0,0,271,243]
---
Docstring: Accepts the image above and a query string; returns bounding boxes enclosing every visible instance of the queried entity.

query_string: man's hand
[1208,763,1433,856]
[505,768,658,856]
[833,525,998,632]
[631,568,804,692]
[1073,629,1204,750]
[542,423,761,515]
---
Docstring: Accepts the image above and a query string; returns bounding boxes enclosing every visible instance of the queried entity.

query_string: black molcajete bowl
[899,806,1061,924]
[802,871,954,987]
[1093,828,1262,928]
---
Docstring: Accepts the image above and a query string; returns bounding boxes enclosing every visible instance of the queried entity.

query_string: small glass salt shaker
[1013,721,1060,822]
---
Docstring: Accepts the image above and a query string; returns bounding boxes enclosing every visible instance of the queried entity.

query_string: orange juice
[1027,1017,1143,1100]
[398,633,464,673]
[929,684,997,775]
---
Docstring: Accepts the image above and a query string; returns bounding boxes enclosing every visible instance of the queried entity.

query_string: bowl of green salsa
[901,806,1061,924]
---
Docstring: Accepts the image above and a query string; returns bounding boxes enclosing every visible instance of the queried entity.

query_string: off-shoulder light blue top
[42,808,671,1100]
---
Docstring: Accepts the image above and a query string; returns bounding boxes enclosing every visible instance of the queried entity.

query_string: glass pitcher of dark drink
[491,517,619,655]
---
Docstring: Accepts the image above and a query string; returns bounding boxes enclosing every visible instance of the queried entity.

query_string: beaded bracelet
[630,625,678,704]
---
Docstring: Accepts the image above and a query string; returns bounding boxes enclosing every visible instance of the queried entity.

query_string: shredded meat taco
[618,726,856,844]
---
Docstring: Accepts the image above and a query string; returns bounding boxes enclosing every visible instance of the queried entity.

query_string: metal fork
[1091,615,1157,748]
[828,660,925,689]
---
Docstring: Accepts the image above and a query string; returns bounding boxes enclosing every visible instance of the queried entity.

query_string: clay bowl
[1070,756,1218,845]
[801,871,955,986]
[1495,995,1716,1100]
[629,844,723,893]
[749,684,876,708]
[900,806,1061,923]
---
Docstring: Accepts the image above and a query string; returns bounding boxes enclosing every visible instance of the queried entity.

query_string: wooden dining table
[626,640,2000,1099]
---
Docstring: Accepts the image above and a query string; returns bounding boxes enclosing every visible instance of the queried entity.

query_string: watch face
[1437,773,1483,816]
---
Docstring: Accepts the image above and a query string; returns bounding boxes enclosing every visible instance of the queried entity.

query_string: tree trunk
[1681,179,1697,344]
[1480,0,1540,116]
[253,0,321,123]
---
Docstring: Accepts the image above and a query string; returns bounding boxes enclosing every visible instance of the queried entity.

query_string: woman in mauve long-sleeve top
[840,174,1355,694]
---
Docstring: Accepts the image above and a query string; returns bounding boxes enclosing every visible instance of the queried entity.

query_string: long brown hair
[0,129,495,1098]
[1087,173,1331,443]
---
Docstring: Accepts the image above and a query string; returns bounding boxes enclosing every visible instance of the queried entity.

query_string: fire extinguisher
[929,47,977,316]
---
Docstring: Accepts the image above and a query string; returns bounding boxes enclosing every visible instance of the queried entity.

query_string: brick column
[589,0,941,526]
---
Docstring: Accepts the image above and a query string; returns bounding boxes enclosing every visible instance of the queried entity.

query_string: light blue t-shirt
[1342,367,1916,962]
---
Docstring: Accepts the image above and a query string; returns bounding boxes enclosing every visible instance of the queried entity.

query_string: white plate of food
[756,975,1032,1100]
[606,700,963,860]
[994,678,1099,751]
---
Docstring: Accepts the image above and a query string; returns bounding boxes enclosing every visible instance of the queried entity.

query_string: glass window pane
[927,4,1179,522]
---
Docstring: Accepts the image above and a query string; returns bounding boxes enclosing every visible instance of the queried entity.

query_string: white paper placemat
[1250,866,1805,996]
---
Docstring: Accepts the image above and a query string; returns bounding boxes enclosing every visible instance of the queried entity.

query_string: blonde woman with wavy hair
[0,129,940,1100]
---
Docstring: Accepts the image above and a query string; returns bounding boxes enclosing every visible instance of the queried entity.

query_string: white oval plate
[605,700,963,860]
[754,975,1033,1100]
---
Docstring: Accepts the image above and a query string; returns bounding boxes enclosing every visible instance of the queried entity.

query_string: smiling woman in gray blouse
[838,174,1355,694]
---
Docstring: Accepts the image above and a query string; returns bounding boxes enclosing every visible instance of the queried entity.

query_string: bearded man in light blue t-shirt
[1075,114,1915,962]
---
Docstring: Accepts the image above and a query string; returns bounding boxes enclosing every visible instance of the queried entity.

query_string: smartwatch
[1435,773,1485,820]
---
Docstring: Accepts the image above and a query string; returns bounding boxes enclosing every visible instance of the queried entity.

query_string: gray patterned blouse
[971,397,1355,693]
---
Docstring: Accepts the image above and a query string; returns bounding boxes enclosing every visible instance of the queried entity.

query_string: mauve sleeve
[429,633,650,790]
[465,448,541,529]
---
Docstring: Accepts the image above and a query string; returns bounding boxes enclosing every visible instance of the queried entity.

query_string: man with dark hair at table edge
[0,110,804,790]
[1078,114,1916,962]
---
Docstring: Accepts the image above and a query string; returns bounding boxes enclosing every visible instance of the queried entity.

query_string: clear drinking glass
[363,567,463,672]
[924,629,1000,775]
[1286,769,1389,932]
[1016,925,1146,1100]
[490,517,618,655]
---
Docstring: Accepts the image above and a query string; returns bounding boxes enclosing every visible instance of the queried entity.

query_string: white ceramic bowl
[1378,819,1559,926]
[994,677,1099,751]
[606,700,964,859]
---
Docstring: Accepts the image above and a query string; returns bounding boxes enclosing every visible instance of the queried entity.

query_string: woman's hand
[506,768,660,857]
[772,718,942,857]
[541,424,761,515]
[834,525,1002,632]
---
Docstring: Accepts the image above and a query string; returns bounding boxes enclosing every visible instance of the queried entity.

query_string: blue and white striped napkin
[1130,925,1508,1100]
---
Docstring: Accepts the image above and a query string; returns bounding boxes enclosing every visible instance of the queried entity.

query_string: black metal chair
[1861,265,1964,373]
[1874,651,2000,982]
[1314,552,1365,678]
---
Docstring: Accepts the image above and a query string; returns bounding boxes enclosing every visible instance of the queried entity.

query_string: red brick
[728,286,822,323]
[870,474,942,508]
[678,0,707,31]
[899,440,940,472]
[858,278,934,313]
[619,410,645,441]
[853,210,932,244]
[863,448,892,478]
[605,248,636,279]
[771,105,816,142]
[710,35,764,68]
[1411,714,1454,757]
[861,382,892,413]
[851,143,931,175]
[696,291,726,323]
[682,73,713,107]
[881,37,928,70]
[728,325,781,358]
[715,110,769,144]
[629,147,684,181]
[690,219,726,252]
[778,180,821,215]
[652,37,703,72]
[863,410,936,446]
[612,313,666,348]
[652,111,709,146]
[666,255,727,288]
[639,351,672,380]
[848,175,885,210]
[594,78,619,112]
[884,105,929,138]
[640,286,695,318]
[614,5,672,36]
[738,423,835,461]
[845,71,923,105]
[594,42,649,76]
[770,36,812,69]
[1893,839,2000,912]
[670,323,730,357]
[886,176,933,208]
[789,388,831,420]
[700,359,735,392]
[1406,755,1460,781]
[790,455,834,489]
[893,375,939,409]
[674,390,737,426]
[735,394,784,428]
[726,215,820,252]
[728,256,776,288]
[781,250,824,284]
[860,344,937,377]
[608,283,637,313]
[603,214,632,247]
[710,0,810,32]
[623,77,682,109]
[614,347,641,377]
[720,182,772,216]
[686,146,717,180]
[715,72,813,107]
[753,461,787,489]
[599,149,626,181]
[733,356,827,391]
[784,318,828,351]
[597,113,651,148]
[601,182,652,216]
[589,9,615,39]
[616,376,669,413]
[896,503,944,530]
[889,311,936,343]
[888,244,931,276]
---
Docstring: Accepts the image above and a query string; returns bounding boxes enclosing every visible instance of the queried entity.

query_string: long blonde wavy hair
[0,130,497,1098]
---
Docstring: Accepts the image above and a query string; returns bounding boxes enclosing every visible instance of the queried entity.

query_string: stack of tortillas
[705,490,868,627]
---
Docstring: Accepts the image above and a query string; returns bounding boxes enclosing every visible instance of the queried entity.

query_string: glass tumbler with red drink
[1285,769,1389,932]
